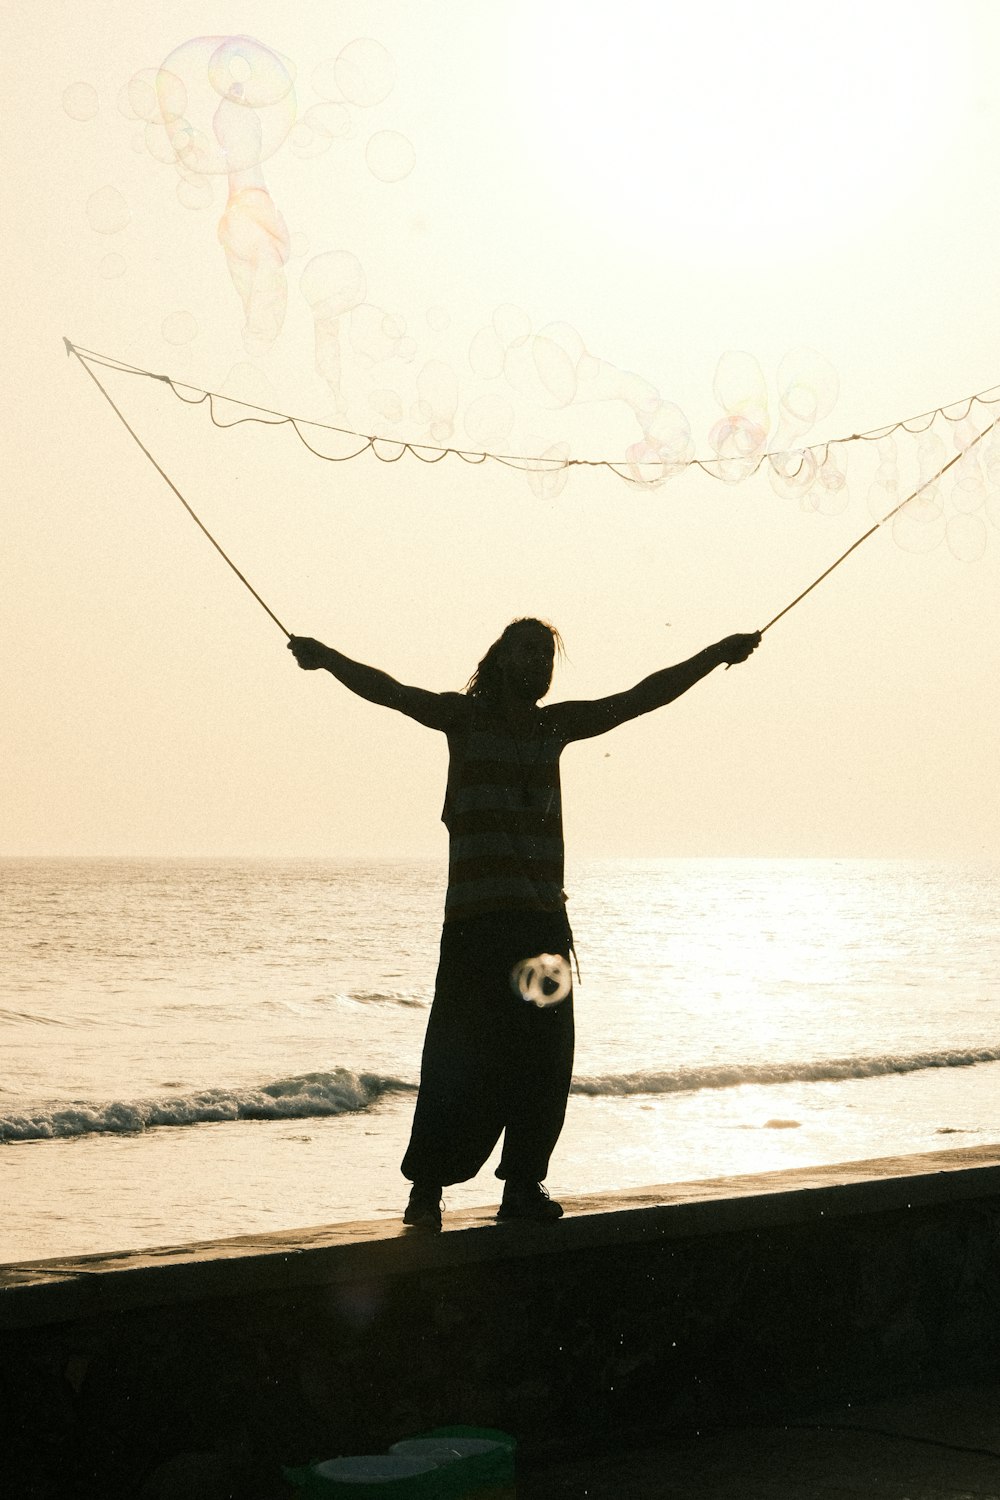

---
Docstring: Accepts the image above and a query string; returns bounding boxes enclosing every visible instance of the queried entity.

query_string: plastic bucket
[285,1426,516,1498]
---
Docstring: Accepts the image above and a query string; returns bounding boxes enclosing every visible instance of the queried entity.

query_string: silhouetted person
[289,619,760,1230]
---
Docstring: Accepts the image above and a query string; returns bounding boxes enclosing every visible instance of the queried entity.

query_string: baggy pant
[401,909,575,1188]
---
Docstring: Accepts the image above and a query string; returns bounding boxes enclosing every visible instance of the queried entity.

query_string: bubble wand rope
[759,412,1000,637]
[64,337,290,639]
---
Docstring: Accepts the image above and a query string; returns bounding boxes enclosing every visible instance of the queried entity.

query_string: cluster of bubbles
[66,33,416,356]
[867,413,1000,563]
[64,39,998,559]
[707,348,845,510]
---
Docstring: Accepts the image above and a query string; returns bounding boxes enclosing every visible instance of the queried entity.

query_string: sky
[4,0,1000,861]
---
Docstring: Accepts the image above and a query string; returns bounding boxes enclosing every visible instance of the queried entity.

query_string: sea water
[2,856,999,1264]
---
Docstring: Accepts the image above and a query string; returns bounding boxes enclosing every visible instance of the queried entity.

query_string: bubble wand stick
[759,414,1000,637]
[65,336,291,638]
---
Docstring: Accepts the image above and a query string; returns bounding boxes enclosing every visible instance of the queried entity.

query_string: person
[288,618,760,1231]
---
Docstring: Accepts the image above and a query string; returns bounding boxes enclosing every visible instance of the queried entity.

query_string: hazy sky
[5,0,1000,860]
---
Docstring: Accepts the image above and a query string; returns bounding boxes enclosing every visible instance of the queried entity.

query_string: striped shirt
[375,645,722,922]
[442,703,566,922]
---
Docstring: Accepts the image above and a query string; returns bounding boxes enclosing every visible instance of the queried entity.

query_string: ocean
[2,855,999,1265]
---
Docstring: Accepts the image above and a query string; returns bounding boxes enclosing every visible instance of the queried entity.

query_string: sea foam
[0,1069,416,1142]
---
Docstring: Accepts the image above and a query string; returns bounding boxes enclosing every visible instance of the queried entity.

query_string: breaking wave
[6,1045,1000,1143]
[0,1069,416,1143]
[570,1045,1000,1097]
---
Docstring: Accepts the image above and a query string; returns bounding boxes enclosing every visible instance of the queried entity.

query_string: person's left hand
[717,631,761,666]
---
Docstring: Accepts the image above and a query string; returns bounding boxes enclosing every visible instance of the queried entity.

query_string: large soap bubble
[154,36,296,176]
[86,185,131,234]
[62,82,99,121]
[161,311,198,344]
[320,38,396,106]
[415,360,459,443]
[709,351,769,482]
[301,251,368,407]
[300,250,367,318]
[525,440,571,499]
[892,496,945,554]
[218,187,290,355]
[290,103,353,159]
[365,130,416,182]
[946,513,987,562]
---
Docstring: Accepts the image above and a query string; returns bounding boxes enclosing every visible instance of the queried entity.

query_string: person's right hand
[288,636,328,670]
[717,632,761,666]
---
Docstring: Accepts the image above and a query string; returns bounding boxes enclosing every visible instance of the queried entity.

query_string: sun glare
[512,1,967,266]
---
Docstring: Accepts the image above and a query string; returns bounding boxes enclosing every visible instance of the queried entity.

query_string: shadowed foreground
[4,1145,1000,1498]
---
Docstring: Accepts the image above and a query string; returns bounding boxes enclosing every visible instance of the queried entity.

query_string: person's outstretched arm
[288,636,466,733]
[547,632,760,742]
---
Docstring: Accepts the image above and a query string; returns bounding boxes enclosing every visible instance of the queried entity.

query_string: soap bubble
[469,325,506,379]
[349,304,403,364]
[415,360,459,441]
[62,82,99,121]
[892,496,945,554]
[511,954,572,1008]
[289,102,353,158]
[119,69,164,122]
[99,252,126,279]
[708,413,768,482]
[327,38,396,106]
[161,311,198,344]
[710,351,769,481]
[713,350,769,428]
[622,397,693,488]
[369,389,404,423]
[493,303,531,347]
[769,448,818,503]
[636,401,694,470]
[300,251,366,317]
[144,121,183,164]
[772,347,838,450]
[218,186,290,355]
[302,252,366,401]
[949,417,987,514]
[811,448,850,515]
[525,441,571,499]
[504,323,582,410]
[208,36,293,107]
[946,513,987,562]
[154,36,296,175]
[86,185,130,234]
[365,130,415,182]
[865,436,900,522]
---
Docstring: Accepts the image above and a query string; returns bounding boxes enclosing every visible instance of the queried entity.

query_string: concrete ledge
[6,1144,1000,1329]
[4,1145,1000,1498]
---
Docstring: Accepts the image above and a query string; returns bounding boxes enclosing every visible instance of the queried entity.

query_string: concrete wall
[4,1145,1000,1499]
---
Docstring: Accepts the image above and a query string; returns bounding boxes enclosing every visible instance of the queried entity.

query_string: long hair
[465,617,564,700]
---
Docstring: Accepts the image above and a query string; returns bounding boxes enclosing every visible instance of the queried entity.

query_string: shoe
[402,1184,443,1232]
[496,1180,564,1222]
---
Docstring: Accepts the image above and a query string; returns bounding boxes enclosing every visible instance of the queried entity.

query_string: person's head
[466,617,563,705]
